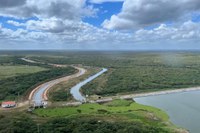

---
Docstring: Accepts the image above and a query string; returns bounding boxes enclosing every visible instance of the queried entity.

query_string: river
[70,68,108,102]
[134,90,200,133]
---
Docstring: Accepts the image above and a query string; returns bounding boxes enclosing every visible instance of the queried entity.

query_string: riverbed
[134,90,200,133]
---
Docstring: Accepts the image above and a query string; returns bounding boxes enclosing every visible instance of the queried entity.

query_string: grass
[103,99,132,106]
[35,100,168,121]
[0,65,47,80]
[34,100,180,132]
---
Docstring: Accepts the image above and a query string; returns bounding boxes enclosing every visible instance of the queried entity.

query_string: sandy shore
[120,87,200,99]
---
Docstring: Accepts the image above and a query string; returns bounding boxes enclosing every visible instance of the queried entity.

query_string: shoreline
[119,87,200,100]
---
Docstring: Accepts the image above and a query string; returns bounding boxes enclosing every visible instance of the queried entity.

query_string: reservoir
[134,90,200,133]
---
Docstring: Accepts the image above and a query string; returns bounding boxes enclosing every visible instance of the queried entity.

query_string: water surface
[134,91,200,133]
[70,68,108,101]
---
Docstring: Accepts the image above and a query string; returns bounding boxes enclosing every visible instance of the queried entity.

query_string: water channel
[70,68,108,101]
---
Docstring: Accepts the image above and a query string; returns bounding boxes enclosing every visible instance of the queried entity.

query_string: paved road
[21,58,86,106]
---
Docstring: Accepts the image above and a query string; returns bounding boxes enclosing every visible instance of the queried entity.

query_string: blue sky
[83,2,123,27]
[0,0,200,50]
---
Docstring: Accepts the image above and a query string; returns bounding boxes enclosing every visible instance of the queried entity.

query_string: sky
[0,0,200,50]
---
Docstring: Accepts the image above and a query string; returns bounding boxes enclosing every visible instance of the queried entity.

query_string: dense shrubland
[0,55,76,100]
[25,51,200,96]
[2,52,200,98]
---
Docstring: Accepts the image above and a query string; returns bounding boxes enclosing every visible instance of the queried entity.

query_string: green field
[35,100,168,120]
[0,65,47,79]
[33,99,181,132]
[0,55,77,101]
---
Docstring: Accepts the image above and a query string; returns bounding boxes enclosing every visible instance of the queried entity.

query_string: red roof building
[1,101,16,108]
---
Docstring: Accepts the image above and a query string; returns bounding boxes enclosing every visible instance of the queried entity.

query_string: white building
[1,101,16,108]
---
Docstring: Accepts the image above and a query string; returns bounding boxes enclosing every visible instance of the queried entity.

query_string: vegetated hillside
[0,65,47,80]
[27,51,200,96]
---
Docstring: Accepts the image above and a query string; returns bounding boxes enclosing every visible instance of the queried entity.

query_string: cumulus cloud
[0,18,132,48]
[134,21,200,42]
[26,18,67,33]
[7,20,26,27]
[0,0,200,50]
[89,0,124,4]
[0,0,96,19]
[0,0,26,8]
[102,0,200,30]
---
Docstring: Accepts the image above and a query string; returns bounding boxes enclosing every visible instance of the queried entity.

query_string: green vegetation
[35,100,168,120]
[0,65,47,80]
[80,52,200,96]
[49,67,100,102]
[0,51,191,132]
[0,113,37,133]
[0,55,24,65]
[40,117,169,133]
[0,99,185,133]
[0,54,77,101]
[33,100,179,132]
[0,67,76,101]
[103,99,132,106]
[0,112,172,133]
[26,52,200,97]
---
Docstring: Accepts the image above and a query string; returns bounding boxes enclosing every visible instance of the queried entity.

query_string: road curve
[21,58,86,106]
[31,67,86,106]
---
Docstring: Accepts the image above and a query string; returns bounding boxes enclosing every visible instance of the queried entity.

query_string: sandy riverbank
[119,87,200,99]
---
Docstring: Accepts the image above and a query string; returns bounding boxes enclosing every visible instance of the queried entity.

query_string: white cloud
[0,0,200,50]
[7,20,25,27]
[0,0,26,8]
[102,0,200,30]
[0,19,133,48]
[89,0,124,4]
[0,0,97,19]
[26,18,67,33]
[134,21,200,42]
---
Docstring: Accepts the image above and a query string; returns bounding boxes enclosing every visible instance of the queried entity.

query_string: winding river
[134,90,200,133]
[70,68,108,102]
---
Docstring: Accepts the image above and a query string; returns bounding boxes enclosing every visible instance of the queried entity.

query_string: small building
[1,101,16,108]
